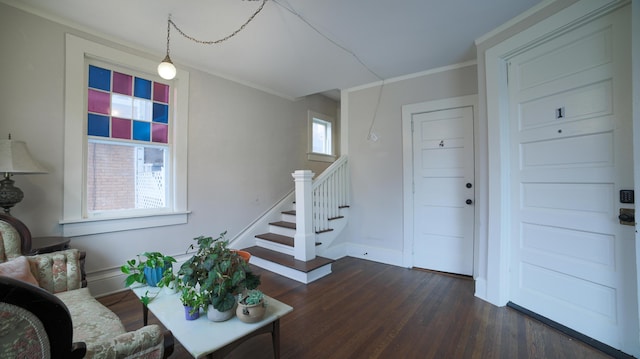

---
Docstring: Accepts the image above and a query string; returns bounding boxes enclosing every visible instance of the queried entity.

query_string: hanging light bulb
[158,16,176,80]
[158,55,176,80]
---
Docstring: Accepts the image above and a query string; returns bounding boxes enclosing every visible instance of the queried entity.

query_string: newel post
[292,170,315,261]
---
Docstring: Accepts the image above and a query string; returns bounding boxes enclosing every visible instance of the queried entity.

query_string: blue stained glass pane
[88,114,110,137]
[88,65,111,91]
[134,77,152,99]
[153,103,169,124]
[133,121,150,141]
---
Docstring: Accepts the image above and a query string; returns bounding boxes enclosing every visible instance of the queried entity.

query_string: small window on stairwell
[308,111,336,162]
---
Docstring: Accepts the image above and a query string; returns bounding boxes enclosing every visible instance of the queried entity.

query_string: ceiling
[5,0,540,99]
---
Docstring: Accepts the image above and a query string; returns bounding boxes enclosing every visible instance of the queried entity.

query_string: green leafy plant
[178,285,205,315]
[178,232,260,312]
[120,252,176,287]
[239,289,264,306]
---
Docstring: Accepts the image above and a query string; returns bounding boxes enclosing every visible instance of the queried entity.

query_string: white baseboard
[346,243,405,267]
[474,277,488,302]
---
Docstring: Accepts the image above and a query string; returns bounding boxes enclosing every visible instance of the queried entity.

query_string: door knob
[466,183,472,188]
[618,213,635,222]
[466,199,473,205]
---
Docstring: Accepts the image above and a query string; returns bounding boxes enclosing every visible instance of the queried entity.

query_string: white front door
[508,7,638,353]
[410,105,475,275]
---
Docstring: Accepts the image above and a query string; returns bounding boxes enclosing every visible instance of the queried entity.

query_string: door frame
[402,95,479,272]
[482,0,632,306]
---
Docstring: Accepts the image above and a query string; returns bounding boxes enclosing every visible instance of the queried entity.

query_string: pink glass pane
[112,117,131,139]
[88,89,110,114]
[153,82,169,103]
[113,72,132,95]
[152,123,168,143]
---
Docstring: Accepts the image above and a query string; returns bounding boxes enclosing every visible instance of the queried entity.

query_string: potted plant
[236,289,266,323]
[178,232,261,322]
[179,285,204,320]
[121,251,177,287]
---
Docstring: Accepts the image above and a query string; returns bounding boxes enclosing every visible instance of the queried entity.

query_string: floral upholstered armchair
[0,214,174,358]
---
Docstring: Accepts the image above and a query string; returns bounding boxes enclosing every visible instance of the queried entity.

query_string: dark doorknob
[618,213,635,222]
[466,199,473,205]
[466,183,472,188]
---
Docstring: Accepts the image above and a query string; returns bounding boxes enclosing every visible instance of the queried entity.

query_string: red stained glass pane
[113,72,132,95]
[112,117,131,139]
[88,89,110,114]
[152,123,168,143]
[153,82,169,103]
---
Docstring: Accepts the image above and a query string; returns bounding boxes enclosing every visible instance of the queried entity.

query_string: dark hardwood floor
[98,257,615,358]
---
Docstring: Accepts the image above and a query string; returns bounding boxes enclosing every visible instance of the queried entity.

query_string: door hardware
[620,189,634,204]
[619,208,635,225]
[466,183,472,188]
[466,199,473,205]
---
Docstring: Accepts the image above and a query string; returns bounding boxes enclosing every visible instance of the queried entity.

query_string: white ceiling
[5,0,540,99]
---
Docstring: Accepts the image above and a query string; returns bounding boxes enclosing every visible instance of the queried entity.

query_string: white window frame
[62,34,190,236]
[307,110,336,162]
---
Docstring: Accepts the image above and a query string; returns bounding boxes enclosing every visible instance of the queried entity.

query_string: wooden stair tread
[270,221,296,229]
[244,246,334,273]
[282,210,296,215]
[255,233,294,247]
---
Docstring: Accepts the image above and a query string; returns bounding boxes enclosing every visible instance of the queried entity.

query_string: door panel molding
[401,95,478,270]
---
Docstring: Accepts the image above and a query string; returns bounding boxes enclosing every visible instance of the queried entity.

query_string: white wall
[0,3,335,296]
[341,65,478,266]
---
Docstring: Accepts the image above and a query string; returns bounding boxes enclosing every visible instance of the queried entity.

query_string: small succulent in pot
[239,289,264,306]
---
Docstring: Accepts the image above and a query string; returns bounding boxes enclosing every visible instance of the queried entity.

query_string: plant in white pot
[178,232,261,322]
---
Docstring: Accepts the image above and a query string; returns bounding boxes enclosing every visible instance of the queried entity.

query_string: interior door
[412,106,474,275]
[508,7,638,353]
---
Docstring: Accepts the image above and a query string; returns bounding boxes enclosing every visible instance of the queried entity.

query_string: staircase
[242,156,349,284]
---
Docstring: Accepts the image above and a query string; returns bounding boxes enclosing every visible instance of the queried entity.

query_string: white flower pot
[207,304,235,322]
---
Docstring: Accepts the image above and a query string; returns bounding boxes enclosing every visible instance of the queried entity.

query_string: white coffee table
[131,286,293,358]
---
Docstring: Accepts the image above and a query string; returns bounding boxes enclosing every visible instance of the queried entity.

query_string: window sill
[60,211,190,237]
[307,153,336,163]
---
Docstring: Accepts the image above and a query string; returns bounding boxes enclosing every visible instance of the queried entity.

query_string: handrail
[292,156,349,261]
[311,156,349,233]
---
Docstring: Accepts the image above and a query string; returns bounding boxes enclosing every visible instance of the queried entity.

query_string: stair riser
[255,239,294,255]
[250,256,332,284]
[269,225,296,237]
[281,213,296,222]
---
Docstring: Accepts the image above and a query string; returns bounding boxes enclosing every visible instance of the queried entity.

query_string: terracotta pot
[233,250,251,263]
[236,300,266,323]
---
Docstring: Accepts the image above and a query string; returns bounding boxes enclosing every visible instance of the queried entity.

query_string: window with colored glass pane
[86,64,170,213]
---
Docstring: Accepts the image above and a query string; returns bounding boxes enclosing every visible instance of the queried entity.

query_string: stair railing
[311,156,349,233]
[293,156,349,261]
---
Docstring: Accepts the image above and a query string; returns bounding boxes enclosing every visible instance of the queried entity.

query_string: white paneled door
[411,106,474,275]
[508,7,638,353]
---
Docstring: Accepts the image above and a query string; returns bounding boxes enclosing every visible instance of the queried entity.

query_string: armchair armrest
[27,249,86,293]
[86,324,172,359]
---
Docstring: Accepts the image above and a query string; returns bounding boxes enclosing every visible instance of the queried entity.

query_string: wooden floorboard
[98,257,616,359]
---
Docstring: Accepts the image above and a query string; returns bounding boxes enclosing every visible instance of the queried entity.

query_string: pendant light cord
[168,0,267,45]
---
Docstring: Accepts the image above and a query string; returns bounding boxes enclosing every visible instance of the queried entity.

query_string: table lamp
[0,136,47,214]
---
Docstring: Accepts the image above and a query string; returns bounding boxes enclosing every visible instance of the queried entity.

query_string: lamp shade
[0,139,47,174]
[157,55,176,80]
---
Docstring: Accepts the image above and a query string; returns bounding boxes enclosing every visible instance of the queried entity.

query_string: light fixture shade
[0,139,47,174]
[157,55,177,80]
